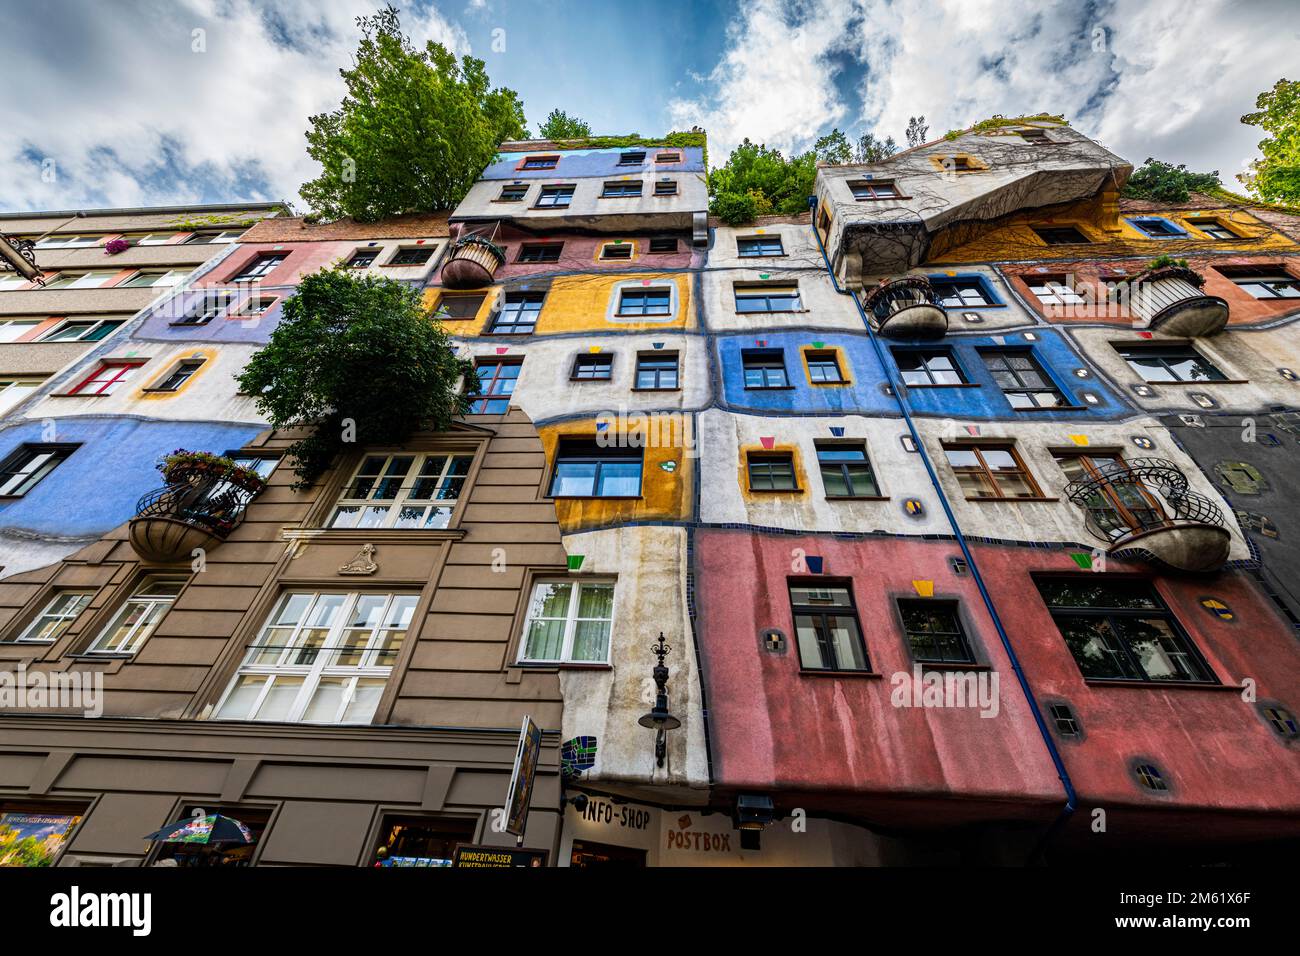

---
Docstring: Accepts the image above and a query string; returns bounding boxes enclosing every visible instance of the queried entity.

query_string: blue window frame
[738,236,785,257]
[616,288,672,316]
[927,275,999,308]
[549,439,643,497]
[1127,216,1186,238]
[536,185,575,208]
[602,181,643,198]
[491,292,545,334]
[742,348,789,388]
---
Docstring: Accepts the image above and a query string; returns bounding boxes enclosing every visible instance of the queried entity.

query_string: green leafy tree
[237,269,474,487]
[1122,158,1221,203]
[299,5,527,221]
[1238,78,1300,204]
[814,129,853,165]
[536,109,592,139]
[708,139,818,224]
[855,132,897,163]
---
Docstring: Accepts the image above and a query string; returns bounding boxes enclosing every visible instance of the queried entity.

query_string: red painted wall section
[973,544,1300,817]
[694,530,1063,819]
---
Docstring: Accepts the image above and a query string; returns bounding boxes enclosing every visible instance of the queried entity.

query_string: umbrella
[143,814,255,845]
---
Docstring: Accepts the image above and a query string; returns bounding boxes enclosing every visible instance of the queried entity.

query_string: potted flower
[1135,254,1204,286]
[104,238,132,255]
[157,449,266,494]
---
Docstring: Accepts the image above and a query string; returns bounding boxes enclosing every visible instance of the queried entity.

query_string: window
[346,249,379,269]
[747,452,798,491]
[1026,274,1085,306]
[550,439,642,497]
[1262,705,1299,738]
[521,155,558,169]
[497,184,529,202]
[635,352,679,390]
[437,293,486,320]
[943,443,1043,499]
[0,444,76,496]
[0,275,30,291]
[742,349,789,388]
[600,243,633,261]
[70,361,143,396]
[388,247,434,266]
[149,359,204,392]
[1215,265,1300,299]
[1116,345,1227,383]
[655,152,682,164]
[232,295,276,318]
[1053,454,1167,541]
[1032,226,1090,245]
[894,348,966,386]
[654,180,678,196]
[735,284,801,313]
[1049,703,1080,736]
[804,349,845,384]
[0,318,40,341]
[849,180,900,200]
[492,291,545,334]
[1135,763,1168,791]
[35,234,101,249]
[470,359,521,414]
[130,233,178,245]
[1035,577,1216,684]
[1018,128,1051,145]
[184,230,243,244]
[229,455,278,480]
[120,270,186,288]
[897,600,976,664]
[1127,217,1184,238]
[1187,218,1237,240]
[329,452,473,530]
[928,276,996,307]
[536,185,575,208]
[618,151,646,166]
[616,287,671,316]
[519,580,614,664]
[517,243,562,263]
[648,237,678,254]
[602,181,643,198]
[937,155,981,172]
[43,271,117,290]
[231,254,286,282]
[215,591,418,724]
[980,349,1066,408]
[789,583,868,671]
[572,353,613,380]
[737,236,785,257]
[0,379,43,415]
[85,578,183,655]
[11,592,93,644]
[174,292,237,325]
[40,318,124,342]
[816,442,879,497]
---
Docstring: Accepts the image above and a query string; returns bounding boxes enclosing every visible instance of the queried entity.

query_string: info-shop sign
[453,845,548,868]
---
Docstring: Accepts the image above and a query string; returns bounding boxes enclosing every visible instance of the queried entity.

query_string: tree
[707,139,818,224]
[237,269,474,487]
[536,109,592,140]
[814,129,852,165]
[906,116,929,148]
[855,132,897,163]
[1123,158,1221,204]
[1238,78,1300,204]
[299,5,527,222]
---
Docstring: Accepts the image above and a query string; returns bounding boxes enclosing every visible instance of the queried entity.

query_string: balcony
[1064,458,1231,573]
[440,235,506,289]
[128,471,262,563]
[862,276,947,338]
[0,234,43,283]
[1129,266,1228,337]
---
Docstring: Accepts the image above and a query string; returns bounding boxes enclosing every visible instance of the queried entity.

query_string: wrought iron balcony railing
[0,234,44,283]
[128,475,261,562]
[861,275,947,338]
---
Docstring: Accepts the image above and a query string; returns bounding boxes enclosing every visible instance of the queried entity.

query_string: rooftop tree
[1238,78,1300,205]
[300,4,527,221]
[536,109,593,139]
[1122,158,1222,203]
[237,268,474,488]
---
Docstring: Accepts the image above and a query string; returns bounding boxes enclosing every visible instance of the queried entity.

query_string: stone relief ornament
[339,543,378,575]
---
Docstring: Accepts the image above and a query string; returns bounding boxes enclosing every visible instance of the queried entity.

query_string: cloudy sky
[0,0,1295,212]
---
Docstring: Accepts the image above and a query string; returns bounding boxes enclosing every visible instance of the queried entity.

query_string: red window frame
[71,361,145,396]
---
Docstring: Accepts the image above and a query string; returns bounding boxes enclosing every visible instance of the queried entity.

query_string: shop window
[789,582,869,672]
[329,452,472,530]
[0,803,86,867]
[150,806,271,868]
[372,815,477,867]
[570,840,647,868]
[518,579,615,664]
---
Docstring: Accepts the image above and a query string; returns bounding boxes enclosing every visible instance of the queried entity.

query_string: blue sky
[0,0,1296,212]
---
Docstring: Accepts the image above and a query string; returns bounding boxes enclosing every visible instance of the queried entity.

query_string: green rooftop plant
[1122,158,1222,204]
[237,268,474,488]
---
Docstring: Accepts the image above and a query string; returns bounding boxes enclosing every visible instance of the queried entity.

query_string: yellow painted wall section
[538,417,693,532]
[135,346,219,400]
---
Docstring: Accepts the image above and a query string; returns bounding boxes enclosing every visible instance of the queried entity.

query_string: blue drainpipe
[807,197,1077,862]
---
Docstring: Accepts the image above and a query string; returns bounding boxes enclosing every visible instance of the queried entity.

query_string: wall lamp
[637,632,680,768]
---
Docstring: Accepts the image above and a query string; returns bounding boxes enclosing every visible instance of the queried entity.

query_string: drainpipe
[807,197,1077,863]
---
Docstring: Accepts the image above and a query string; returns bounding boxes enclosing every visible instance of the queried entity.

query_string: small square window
[517,243,562,263]
[346,249,380,268]
[536,185,575,208]
[1135,763,1168,791]
[491,292,545,334]
[600,243,633,261]
[497,184,529,202]
[804,349,844,384]
[747,452,798,492]
[741,349,789,388]
[1049,703,1080,737]
[388,247,433,266]
[816,442,878,497]
[648,237,678,254]
[654,180,678,196]
[897,599,976,664]
[635,352,679,390]
[572,353,613,380]
[437,293,486,320]
[602,181,643,198]
[1215,265,1300,299]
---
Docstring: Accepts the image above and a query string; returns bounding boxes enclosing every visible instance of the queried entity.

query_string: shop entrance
[0,801,86,867]
[372,814,477,867]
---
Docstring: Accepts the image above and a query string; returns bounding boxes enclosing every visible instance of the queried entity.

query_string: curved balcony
[1130,266,1227,337]
[440,235,506,289]
[0,234,43,283]
[128,474,261,563]
[862,276,947,339]
[1064,458,1231,573]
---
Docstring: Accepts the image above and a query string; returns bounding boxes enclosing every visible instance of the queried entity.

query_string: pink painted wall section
[693,530,1063,818]
[973,544,1300,818]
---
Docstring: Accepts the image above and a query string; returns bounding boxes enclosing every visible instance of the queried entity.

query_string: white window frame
[185,230,243,244]
[34,235,101,249]
[44,271,117,290]
[121,269,186,288]
[213,591,418,725]
[40,318,125,342]
[0,378,44,415]
[1027,276,1085,306]
[0,275,29,291]
[328,451,474,530]
[0,318,43,341]
[0,444,75,496]
[85,578,184,655]
[517,580,616,665]
[13,592,93,644]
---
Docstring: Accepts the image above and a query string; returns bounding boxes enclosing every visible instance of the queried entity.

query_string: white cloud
[0,0,467,210]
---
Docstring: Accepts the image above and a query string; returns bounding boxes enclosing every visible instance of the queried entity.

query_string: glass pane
[571,620,611,661]
[531,582,572,619]
[343,679,386,723]
[790,586,851,606]
[1117,617,1211,682]
[821,465,850,496]
[552,461,596,496]
[524,619,566,660]
[329,506,361,529]
[826,613,867,669]
[576,584,614,620]
[794,615,827,668]
[216,675,268,720]
[596,461,641,496]
[303,677,348,722]
[1035,579,1160,610]
[254,676,304,721]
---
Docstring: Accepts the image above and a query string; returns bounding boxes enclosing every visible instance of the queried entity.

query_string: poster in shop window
[0,812,81,867]
[503,715,542,839]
